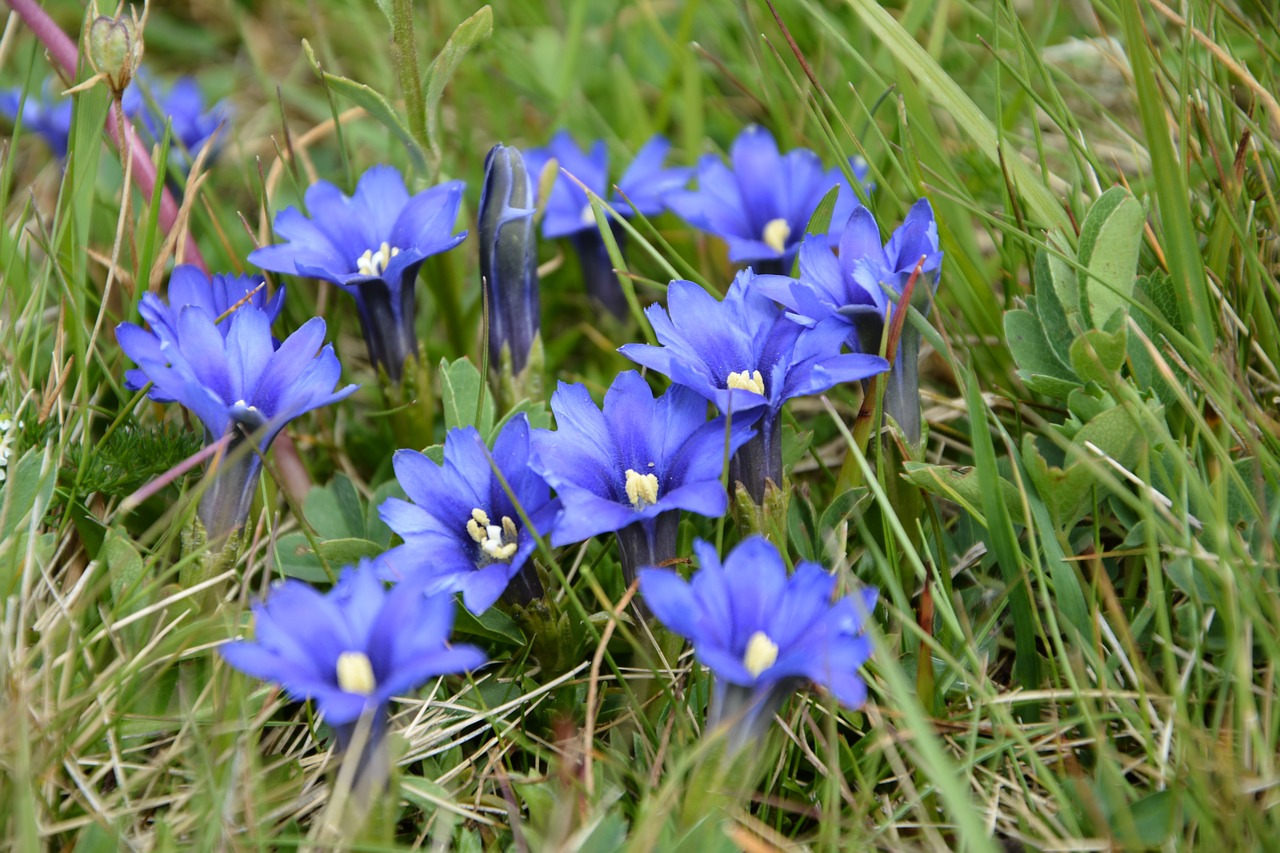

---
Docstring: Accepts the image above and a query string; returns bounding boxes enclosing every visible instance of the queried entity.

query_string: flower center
[726,369,766,396]
[762,218,791,254]
[336,650,376,695]
[356,241,401,277]
[465,507,519,562]
[580,203,597,225]
[743,631,779,678]
[624,468,659,509]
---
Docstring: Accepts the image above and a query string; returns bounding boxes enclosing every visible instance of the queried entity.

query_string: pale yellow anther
[356,241,401,277]
[726,369,766,396]
[468,508,520,562]
[336,650,376,695]
[625,468,660,509]
[743,631,779,678]
[762,218,791,254]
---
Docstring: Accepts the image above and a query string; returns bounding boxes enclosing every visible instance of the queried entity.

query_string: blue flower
[523,132,691,317]
[220,561,485,788]
[117,279,356,540]
[529,371,756,587]
[756,199,942,444]
[665,125,867,275]
[639,536,877,751]
[127,73,231,174]
[478,144,540,378]
[249,165,467,381]
[620,271,889,500]
[1,84,74,157]
[379,414,561,614]
[756,199,942,352]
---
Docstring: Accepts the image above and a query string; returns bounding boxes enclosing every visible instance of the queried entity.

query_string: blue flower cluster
[105,117,942,787]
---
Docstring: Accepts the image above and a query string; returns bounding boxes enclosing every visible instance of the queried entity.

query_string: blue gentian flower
[529,371,756,588]
[1,84,74,157]
[118,276,357,541]
[127,73,232,174]
[756,199,942,444]
[478,144,540,379]
[220,561,485,791]
[379,414,561,614]
[639,536,877,752]
[665,125,868,275]
[249,165,467,382]
[620,271,889,501]
[524,132,691,317]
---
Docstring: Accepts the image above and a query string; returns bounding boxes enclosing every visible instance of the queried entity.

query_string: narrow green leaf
[960,366,1041,704]
[312,537,384,567]
[1116,0,1213,348]
[422,6,493,173]
[316,63,428,175]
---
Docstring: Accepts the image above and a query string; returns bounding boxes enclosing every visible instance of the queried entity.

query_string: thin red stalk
[6,0,207,271]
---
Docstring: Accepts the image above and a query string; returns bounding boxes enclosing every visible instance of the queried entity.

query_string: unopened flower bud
[479,144,540,380]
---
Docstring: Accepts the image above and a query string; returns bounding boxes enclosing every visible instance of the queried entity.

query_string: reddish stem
[6,0,206,271]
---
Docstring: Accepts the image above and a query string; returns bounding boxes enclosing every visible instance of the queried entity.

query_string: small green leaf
[1019,372,1083,398]
[817,488,870,534]
[440,356,495,436]
[1078,186,1144,328]
[312,537,384,567]
[302,476,361,539]
[104,527,146,607]
[1069,326,1128,386]
[1031,251,1075,365]
[453,602,526,645]
[1005,309,1076,381]
[902,462,1022,511]
[803,184,842,241]
[0,446,56,545]
[781,424,813,471]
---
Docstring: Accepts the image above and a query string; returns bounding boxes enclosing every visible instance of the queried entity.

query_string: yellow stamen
[743,631,779,678]
[356,241,401,276]
[625,468,659,509]
[726,369,766,396]
[336,650,376,695]
[468,507,519,562]
[762,218,791,254]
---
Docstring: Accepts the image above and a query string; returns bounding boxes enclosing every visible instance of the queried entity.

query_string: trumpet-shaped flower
[249,165,467,381]
[220,561,485,788]
[523,132,691,317]
[620,271,888,500]
[639,537,877,750]
[379,415,561,614]
[529,371,756,586]
[118,280,356,540]
[756,199,942,444]
[665,125,867,274]
[478,144,540,378]
[756,199,942,351]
